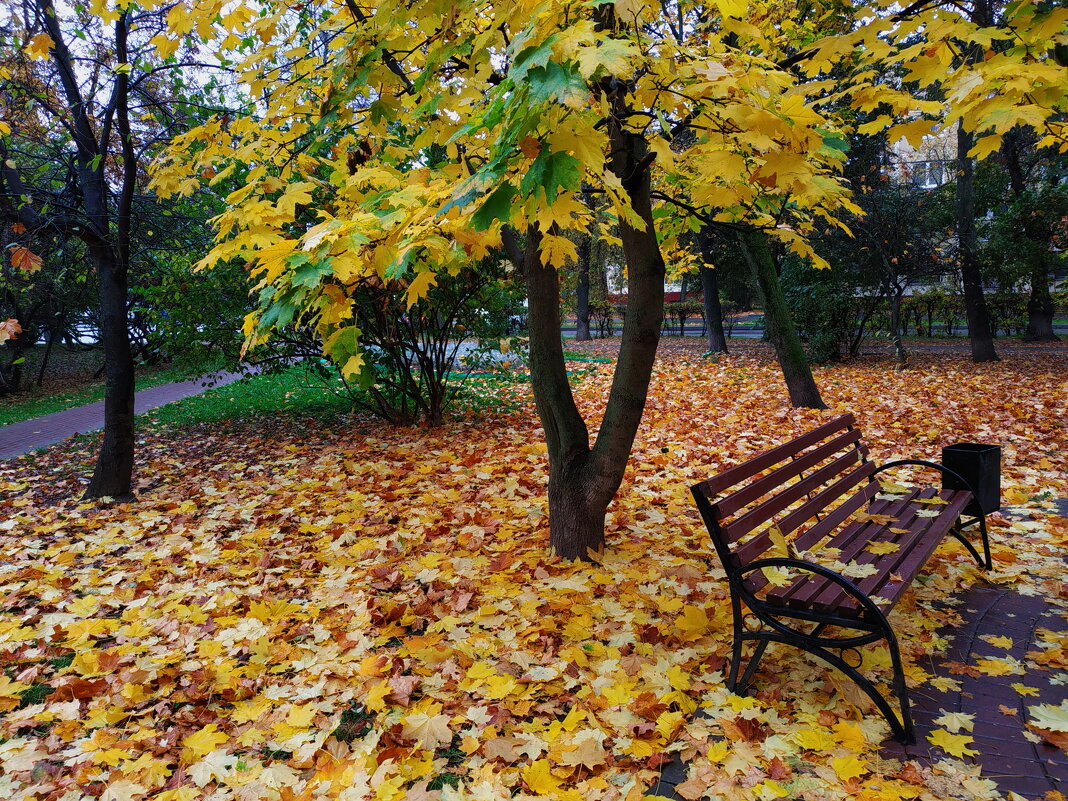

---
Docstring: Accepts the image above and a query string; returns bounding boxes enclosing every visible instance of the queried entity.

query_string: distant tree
[0,0,225,497]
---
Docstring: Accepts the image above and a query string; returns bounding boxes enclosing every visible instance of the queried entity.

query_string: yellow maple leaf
[832,721,867,753]
[25,33,54,60]
[933,711,974,733]
[155,788,199,801]
[285,704,316,728]
[793,727,837,751]
[1028,701,1068,732]
[540,234,578,268]
[523,758,560,794]
[983,635,1013,649]
[1010,683,1040,697]
[832,755,868,782]
[927,728,979,758]
[865,541,900,556]
[405,270,437,309]
[928,676,962,693]
[762,566,793,587]
[676,604,710,642]
[364,680,391,712]
[401,710,452,750]
[975,657,1025,676]
[181,724,228,762]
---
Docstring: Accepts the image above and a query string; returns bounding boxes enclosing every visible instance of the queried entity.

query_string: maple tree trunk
[523,125,665,559]
[1003,130,1059,342]
[737,228,826,409]
[956,122,999,362]
[84,244,136,500]
[575,235,592,341]
[700,268,728,354]
[524,228,608,558]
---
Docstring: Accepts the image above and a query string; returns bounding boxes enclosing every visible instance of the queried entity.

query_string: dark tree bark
[521,110,665,559]
[956,123,1000,362]
[697,228,728,354]
[889,281,908,370]
[737,228,826,409]
[575,235,592,341]
[699,266,728,354]
[1003,130,1059,342]
[34,4,137,495]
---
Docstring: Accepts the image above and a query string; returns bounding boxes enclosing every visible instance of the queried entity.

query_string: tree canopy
[152,0,1066,372]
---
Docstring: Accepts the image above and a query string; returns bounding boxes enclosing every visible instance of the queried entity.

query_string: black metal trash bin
[942,443,1001,516]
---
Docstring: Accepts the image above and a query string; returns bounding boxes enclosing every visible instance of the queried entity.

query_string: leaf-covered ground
[1,341,1065,801]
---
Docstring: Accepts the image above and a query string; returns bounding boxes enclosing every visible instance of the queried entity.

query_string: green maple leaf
[521,148,581,205]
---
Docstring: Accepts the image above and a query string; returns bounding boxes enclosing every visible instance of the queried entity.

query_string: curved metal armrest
[739,557,887,621]
[872,459,978,499]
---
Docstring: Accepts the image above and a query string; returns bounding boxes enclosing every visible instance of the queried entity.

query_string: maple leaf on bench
[851,511,899,525]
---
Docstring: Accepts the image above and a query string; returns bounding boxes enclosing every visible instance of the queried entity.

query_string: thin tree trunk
[890,285,908,369]
[956,122,999,362]
[738,228,826,409]
[36,323,60,387]
[575,235,591,341]
[1003,130,1059,342]
[84,245,135,499]
[700,265,728,354]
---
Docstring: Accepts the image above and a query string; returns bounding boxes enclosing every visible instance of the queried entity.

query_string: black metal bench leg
[951,512,992,570]
[736,638,769,695]
[888,629,916,744]
[727,593,745,691]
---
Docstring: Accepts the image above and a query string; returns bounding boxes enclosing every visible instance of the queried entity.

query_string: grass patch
[141,361,536,432]
[142,364,351,430]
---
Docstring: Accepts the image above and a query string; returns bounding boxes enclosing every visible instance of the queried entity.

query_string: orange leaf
[11,246,43,273]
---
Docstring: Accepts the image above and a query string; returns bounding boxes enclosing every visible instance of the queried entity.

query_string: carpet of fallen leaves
[1,340,1066,801]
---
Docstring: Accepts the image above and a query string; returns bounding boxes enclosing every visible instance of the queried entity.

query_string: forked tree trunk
[523,132,665,559]
[1025,281,1058,342]
[737,228,826,409]
[956,122,1000,362]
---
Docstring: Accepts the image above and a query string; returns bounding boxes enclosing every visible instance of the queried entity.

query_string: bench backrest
[691,414,877,571]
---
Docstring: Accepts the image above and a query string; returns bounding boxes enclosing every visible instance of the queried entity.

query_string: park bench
[690,414,991,743]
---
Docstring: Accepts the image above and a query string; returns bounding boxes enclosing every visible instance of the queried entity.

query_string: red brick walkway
[0,371,248,459]
[881,584,1068,800]
[648,575,1068,801]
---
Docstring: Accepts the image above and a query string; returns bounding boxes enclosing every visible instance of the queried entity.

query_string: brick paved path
[648,578,1068,800]
[882,584,1068,800]
[0,371,248,460]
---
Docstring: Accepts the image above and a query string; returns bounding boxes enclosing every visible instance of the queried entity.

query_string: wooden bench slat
[696,414,856,496]
[752,491,923,611]
[729,458,875,564]
[713,428,865,519]
[788,492,937,615]
[854,491,972,604]
[790,480,882,553]
[777,489,972,617]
